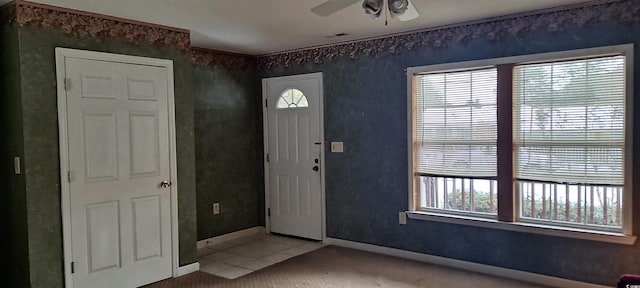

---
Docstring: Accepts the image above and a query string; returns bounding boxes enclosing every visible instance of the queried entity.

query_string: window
[408,45,632,236]
[414,68,498,216]
[277,88,309,109]
[514,56,626,231]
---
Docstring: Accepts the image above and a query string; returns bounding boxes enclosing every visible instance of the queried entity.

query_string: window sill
[406,211,637,245]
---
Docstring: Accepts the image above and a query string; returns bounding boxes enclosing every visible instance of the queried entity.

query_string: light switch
[331,142,344,153]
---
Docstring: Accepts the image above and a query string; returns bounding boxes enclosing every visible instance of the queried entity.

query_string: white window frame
[406,44,635,245]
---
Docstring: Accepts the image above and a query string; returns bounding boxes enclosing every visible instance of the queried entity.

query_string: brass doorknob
[160,181,172,188]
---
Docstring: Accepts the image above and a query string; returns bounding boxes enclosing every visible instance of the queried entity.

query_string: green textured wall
[193,64,264,240]
[16,26,197,287]
[0,21,31,287]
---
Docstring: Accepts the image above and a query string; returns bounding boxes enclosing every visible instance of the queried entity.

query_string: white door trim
[261,72,326,241]
[55,48,180,288]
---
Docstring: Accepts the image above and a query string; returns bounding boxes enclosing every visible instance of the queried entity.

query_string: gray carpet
[146,245,552,288]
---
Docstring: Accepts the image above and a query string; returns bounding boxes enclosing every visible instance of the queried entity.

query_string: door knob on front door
[312,166,319,171]
[160,181,172,188]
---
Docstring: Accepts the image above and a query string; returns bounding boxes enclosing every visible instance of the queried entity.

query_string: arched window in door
[276,88,309,109]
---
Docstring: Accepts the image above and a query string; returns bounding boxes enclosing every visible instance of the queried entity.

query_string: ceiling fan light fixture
[363,0,383,18]
[388,0,408,15]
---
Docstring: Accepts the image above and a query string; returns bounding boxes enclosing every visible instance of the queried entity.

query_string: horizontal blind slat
[415,67,497,178]
[513,55,625,186]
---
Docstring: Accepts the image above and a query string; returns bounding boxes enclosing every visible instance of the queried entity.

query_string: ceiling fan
[311,0,420,22]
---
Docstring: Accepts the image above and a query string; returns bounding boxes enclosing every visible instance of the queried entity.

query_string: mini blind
[414,67,497,178]
[514,55,626,186]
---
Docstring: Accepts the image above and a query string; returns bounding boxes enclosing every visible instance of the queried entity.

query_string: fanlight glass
[276,88,309,109]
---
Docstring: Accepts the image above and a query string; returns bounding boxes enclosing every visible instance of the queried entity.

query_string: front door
[63,55,173,287]
[263,73,323,240]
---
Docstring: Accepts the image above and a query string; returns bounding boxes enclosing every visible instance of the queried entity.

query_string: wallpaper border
[6,0,639,70]
[257,0,639,69]
[191,47,257,71]
[14,0,191,52]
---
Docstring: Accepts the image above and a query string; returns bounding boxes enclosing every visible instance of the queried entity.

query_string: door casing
[55,48,180,288]
[261,72,326,241]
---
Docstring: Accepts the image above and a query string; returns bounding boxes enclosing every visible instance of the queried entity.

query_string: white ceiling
[5,0,595,55]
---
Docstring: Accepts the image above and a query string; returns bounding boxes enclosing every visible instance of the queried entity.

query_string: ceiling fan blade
[398,0,419,21]
[311,0,361,17]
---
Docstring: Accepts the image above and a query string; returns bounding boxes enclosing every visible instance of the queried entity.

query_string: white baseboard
[197,226,266,249]
[324,238,610,288]
[175,262,200,277]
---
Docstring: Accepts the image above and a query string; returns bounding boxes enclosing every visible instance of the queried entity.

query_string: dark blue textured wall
[262,17,640,285]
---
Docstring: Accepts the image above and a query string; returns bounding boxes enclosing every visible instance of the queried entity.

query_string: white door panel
[85,201,121,273]
[131,195,163,262]
[65,57,172,288]
[264,74,323,240]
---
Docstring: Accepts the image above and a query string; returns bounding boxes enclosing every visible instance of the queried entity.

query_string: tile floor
[197,233,325,279]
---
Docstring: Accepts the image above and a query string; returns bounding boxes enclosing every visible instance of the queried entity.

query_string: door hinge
[64,78,71,91]
[14,157,20,175]
[71,261,75,274]
[67,171,73,182]
[265,99,268,107]
[266,153,269,162]
[268,208,270,217]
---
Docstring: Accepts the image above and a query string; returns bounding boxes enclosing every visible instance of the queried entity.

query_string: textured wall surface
[16,25,197,287]
[4,0,640,287]
[0,20,31,287]
[261,7,640,286]
[193,64,263,240]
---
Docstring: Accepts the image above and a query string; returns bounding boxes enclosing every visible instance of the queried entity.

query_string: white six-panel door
[263,73,323,240]
[63,56,173,288]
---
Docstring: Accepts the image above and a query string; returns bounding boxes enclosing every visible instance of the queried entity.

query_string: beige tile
[196,247,216,257]
[261,242,291,253]
[241,241,287,251]
[219,255,257,267]
[279,246,314,257]
[234,245,277,258]
[299,242,325,250]
[208,241,235,251]
[224,244,254,255]
[262,235,287,242]
[261,252,293,264]
[199,260,235,275]
[216,266,253,279]
[201,236,323,270]
[239,258,273,270]
[264,236,309,247]
[246,238,296,254]
[202,251,235,262]
[225,236,256,246]
[242,241,269,249]
[248,233,269,240]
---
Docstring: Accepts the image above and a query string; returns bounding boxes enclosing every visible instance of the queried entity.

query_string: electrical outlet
[331,142,344,153]
[213,203,220,215]
[399,211,407,225]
